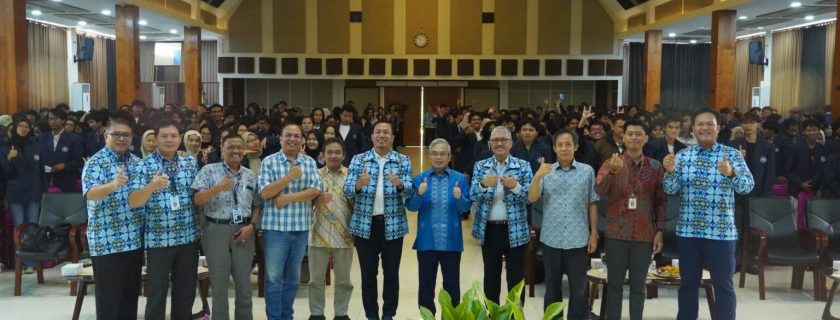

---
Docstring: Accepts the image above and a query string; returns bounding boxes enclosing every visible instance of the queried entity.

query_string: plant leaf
[505,280,525,308]
[439,289,456,320]
[542,301,565,320]
[485,298,500,316]
[420,306,436,320]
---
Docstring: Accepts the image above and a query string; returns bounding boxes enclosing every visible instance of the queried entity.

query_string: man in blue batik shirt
[406,138,471,315]
[82,115,144,319]
[129,119,201,320]
[663,109,754,320]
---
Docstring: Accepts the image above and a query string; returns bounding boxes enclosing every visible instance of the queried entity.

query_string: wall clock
[413,33,429,48]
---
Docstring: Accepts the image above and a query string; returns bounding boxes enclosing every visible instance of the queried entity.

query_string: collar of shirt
[53,129,65,138]
[431,168,451,177]
[275,150,299,165]
[320,165,348,176]
[373,150,392,162]
[554,160,579,172]
[103,146,131,164]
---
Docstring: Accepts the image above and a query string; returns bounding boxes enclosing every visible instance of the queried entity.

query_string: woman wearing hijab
[141,129,157,158]
[304,130,325,168]
[241,131,263,175]
[1,119,44,273]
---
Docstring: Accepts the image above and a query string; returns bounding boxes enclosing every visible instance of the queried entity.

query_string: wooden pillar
[0,0,28,114]
[644,30,662,111]
[182,26,201,110]
[710,10,737,110]
[831,0,840,117]
[115,4,140,107]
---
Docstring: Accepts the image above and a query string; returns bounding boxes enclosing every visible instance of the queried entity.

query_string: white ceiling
[26,0,221,41]
[622,0,837,43]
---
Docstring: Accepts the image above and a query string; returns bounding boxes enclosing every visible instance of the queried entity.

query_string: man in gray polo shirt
[192,134,262,320]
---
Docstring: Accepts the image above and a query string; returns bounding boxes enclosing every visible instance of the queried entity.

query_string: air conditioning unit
[70,83,91,111]
[152,83,166,109]
[751,84,770,108]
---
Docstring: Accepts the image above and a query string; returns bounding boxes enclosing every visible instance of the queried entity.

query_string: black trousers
[417,250,462,314]
[355,218,403,320]
[481,223,525,304]
[145,242,199,320]
[543,244,590,320]
[91,249,144,320]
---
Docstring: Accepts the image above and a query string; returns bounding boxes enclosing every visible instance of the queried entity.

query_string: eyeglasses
[430,151,450,157]
[490,138,511,144]
[108,132,132,140]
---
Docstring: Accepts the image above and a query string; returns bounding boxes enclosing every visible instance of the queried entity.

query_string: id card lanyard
[224,164,244,223]
[627,158,643,210]
[155,152,181,210]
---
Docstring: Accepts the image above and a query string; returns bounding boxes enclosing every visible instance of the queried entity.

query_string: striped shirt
[258,151,323,231]
[310,166,353,248]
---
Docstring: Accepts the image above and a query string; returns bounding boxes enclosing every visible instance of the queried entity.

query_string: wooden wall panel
[494,0,526,55]
[644,30,662,110]
[274,0,306,53]
[116,5,140,107]
[655,0,683,21]
[450,0,482,54]
[228,0,261,53]
[182,26,201,109]
[538,0,571,55]
[201,10,217,27]
[684,0,714,11]
[406,0,438,54]
[628,13,646,29]
[318,0,350,54]
[710,10,736,110]
[362,0,394,54]
[0,0,28,113]
[384,86,422,145]
[581,0,615,54]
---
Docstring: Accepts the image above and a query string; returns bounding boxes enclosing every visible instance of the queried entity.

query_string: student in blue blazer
[38,108,84,192]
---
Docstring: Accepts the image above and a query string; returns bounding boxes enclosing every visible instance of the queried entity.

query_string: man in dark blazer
[454,113,483,178]
[644,115,687,163]
[336,104,370,166]
[39,108,84,192]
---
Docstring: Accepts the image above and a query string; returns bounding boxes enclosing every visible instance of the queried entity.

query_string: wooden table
[823,268,840,320]
[65,266,210,320]
[586,268,717,320]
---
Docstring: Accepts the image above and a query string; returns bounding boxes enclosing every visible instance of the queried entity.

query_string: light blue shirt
[487,156,522,221]
[538,161,599,249]
[191,162,260,220]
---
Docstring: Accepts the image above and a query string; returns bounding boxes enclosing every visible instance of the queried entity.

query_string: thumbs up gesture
[217,173,235,192]
[536,158,553,177]
[501,173,518,189]
[418,177,428,196]
[7,146,17,160]
[482,172,498,188]
[717,153,734,177]
[609,153,624,173]
[111,165,129,189]
[663,150,676,174]
[287,164,303,181]
[355,165,371,191]
[388,168,403,189]
[149,171,170,191]
[453,181,462,199]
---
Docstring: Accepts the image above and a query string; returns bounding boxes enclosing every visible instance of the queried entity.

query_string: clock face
[414,33,428,48]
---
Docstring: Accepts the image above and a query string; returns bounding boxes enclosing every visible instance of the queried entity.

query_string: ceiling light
[138,19,148,26]
[169,29,178,34]
[689,40,697,44]
[139,35,147,40]
[757,26,764,30]
[31,10,42,16]
[805,15,815,20]
[790,2,802,8]
[668,32,676,37]
[739,16,748,20]
[78,21,87,26]
[101,9,111,15]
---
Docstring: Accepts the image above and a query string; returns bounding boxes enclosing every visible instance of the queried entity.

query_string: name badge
[170,196,181,210]
[61,146,69,153]
[232,207,243,224]
[628,196,637,210]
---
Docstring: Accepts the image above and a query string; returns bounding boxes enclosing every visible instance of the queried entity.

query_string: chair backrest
[662,196,681,249]
[38,193,87,226]
[748,197,797,243]
[808,199,840,251]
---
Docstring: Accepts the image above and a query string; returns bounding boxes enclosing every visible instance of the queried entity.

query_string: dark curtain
[660,43,711,113]
[106,38,116,109]
[626,42,645,107]
[800,25,826,112]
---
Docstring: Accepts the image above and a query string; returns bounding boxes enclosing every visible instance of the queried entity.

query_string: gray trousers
[201,222,256,320]
[604,238,653,320]
[307,246,354,317]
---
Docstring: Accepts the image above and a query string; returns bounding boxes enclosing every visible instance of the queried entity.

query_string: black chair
[738,197,823,300]
[806,199,837,300]
[13,193,87,296]
[658,195,682,264]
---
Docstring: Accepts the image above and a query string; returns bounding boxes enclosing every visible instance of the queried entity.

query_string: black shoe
[747,264,759,275]
[334,316,351,320]
[309,316,327,320]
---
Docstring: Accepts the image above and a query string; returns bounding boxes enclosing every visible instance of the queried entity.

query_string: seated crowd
[0,100,829,320]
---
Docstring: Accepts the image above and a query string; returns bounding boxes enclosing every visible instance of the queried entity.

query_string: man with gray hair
[406,138,472,314]
[470,126,533,303]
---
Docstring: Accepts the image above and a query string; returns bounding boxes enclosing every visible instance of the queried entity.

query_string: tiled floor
[0,147,830,319]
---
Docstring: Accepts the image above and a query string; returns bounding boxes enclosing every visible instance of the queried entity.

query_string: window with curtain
[770,28,803,116]
[27,21,69,109]
[623,42,710,113]
[734,37,765,111]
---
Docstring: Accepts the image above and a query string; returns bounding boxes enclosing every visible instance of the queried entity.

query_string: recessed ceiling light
[138,19,148,26]
[739,16,748,20]
[31,10,42,16]
[169,29,178,34]
[78,21,87,26]
[101,9,111,15]
[689,40,697,44]
[805,15,815,20]
[139,35,147,40]
[791,2,802,8]
[668,32,676,37]
[757,26,764,30]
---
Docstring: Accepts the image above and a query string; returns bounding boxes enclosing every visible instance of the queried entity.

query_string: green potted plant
[419,280,565,320]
